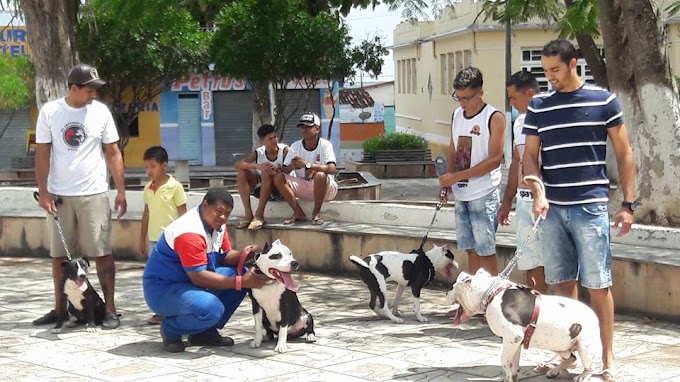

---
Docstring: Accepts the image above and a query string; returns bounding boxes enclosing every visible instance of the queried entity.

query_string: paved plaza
[1,257,679,381]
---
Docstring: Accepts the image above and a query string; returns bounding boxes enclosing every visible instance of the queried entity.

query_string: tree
[386,0,452,21]
[77,1,210,151]
[478,0,607,87]
[17,0,79,108]
[211,0,385,141]
[598,0,680,226]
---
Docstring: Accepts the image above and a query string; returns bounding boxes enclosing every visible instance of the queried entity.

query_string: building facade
[392,0,680,157]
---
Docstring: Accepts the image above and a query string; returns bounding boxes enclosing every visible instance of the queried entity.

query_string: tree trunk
[19,0,79,108]
[599,0,680,226]
[564,0,609,88]
[250,80,273,148]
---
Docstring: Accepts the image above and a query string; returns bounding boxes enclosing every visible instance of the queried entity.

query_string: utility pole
[504,19,512,168]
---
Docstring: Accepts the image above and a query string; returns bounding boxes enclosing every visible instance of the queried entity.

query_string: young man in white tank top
[439,67,505,276]
[234,124,290,230]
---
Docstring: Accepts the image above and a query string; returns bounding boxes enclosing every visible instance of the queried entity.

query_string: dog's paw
[51,327,62,334]
[572,372,592,382]
[546,368,561,379]
[249,339,262,348]
[390,317,404,324]
[391,309,401,317]
[274,344,288,353]
[306,333,317,343]
[415,315,429,323]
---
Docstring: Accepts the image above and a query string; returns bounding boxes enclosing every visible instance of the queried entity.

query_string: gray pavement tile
[0,359,102,382]
[322,354,430,381]
[2,257,680,381]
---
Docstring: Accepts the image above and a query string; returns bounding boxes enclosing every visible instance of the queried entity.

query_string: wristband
[235,275,242,291]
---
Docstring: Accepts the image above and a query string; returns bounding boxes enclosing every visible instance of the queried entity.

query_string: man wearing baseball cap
[274,112,338,225]
[33,63,126,330]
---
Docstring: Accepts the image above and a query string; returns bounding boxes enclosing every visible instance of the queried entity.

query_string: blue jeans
[540,202,612,289]
[454,188,500,256]
[143,266,247,339]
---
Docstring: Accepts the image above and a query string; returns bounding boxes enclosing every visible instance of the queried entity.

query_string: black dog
[53,258,106,333]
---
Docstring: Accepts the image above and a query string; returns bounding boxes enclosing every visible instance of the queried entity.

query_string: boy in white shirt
[234,124,289,230]
[274,112,337,225]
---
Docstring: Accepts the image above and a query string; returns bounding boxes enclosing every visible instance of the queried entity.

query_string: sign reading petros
[0,27,31,57]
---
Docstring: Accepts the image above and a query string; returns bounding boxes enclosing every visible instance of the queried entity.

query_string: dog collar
[522,289,542,349]
[480,279,512,312]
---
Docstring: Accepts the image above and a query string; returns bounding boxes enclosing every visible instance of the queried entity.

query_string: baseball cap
[297,112,320,127]
[67,64,106,88]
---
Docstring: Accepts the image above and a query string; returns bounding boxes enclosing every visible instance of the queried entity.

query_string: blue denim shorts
[515,198,544,271]
[454,188,499,256]
[540,202,612,289]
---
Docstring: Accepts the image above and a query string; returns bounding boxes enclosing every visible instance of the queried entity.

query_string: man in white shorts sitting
[273,112,337,225]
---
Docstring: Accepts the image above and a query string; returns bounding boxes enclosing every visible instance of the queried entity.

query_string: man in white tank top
[439,67,505,276]
[234,124,290,230]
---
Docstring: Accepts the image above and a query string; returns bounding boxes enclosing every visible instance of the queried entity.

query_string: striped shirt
[522,84,624,205]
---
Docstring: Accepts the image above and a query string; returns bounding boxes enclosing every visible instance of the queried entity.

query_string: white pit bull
[447,269,600,382]
[249,239,316,353]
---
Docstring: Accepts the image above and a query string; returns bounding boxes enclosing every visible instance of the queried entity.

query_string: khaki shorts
[47,193,112,258]
[284,174,337,201]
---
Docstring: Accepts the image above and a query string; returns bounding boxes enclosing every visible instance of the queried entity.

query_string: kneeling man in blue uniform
[143,187,269,352]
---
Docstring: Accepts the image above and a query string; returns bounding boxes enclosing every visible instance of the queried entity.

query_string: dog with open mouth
[349,243,457,323]
[447,269,600,382]
[248,239,316,353]
[53,257,106,334]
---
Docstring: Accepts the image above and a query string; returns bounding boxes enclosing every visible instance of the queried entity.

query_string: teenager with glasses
[439,67,505,276]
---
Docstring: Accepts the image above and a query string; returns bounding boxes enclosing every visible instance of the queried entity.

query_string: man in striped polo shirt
[523,39,636,382]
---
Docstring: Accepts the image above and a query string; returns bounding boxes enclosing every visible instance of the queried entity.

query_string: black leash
[419,156,450,249]
[33,191,72,261]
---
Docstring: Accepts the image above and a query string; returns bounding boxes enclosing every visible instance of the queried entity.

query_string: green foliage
[558,0,599,39]
[668,1,680,17]
[0,55,33,110]
[78,0,209,143]
[212,0,353,83]
[362,132,428,157]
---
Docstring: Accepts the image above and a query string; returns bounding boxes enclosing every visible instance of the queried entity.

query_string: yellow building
[392,0,680,157]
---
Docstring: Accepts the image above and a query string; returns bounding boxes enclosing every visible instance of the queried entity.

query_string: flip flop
[312,214,324,225]
[602,368,621,382]
[283,216,306,225]
[236,219,251,229]
[248,218,264,230]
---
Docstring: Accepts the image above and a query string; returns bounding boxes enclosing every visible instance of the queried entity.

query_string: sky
[343,4,405,83]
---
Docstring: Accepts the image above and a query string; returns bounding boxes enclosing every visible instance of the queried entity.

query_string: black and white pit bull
[248,239,316,353]
[349,243,457,323]
[53,257,106,334]
[447,269,600,382]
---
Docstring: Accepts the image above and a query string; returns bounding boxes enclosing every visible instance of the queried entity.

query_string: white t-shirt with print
[35,98,119,196]
[284,137,337,183]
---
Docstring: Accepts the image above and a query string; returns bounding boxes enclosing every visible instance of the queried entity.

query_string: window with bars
[438,49,473,95]
[397,58,418,94]
[520,47,605,92]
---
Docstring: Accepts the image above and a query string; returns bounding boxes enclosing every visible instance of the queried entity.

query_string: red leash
[235,247,252,290]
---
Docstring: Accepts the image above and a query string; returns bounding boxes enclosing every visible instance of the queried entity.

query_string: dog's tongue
[279,272,299,292]
[451,305,468,326]
[76,279,88,292]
